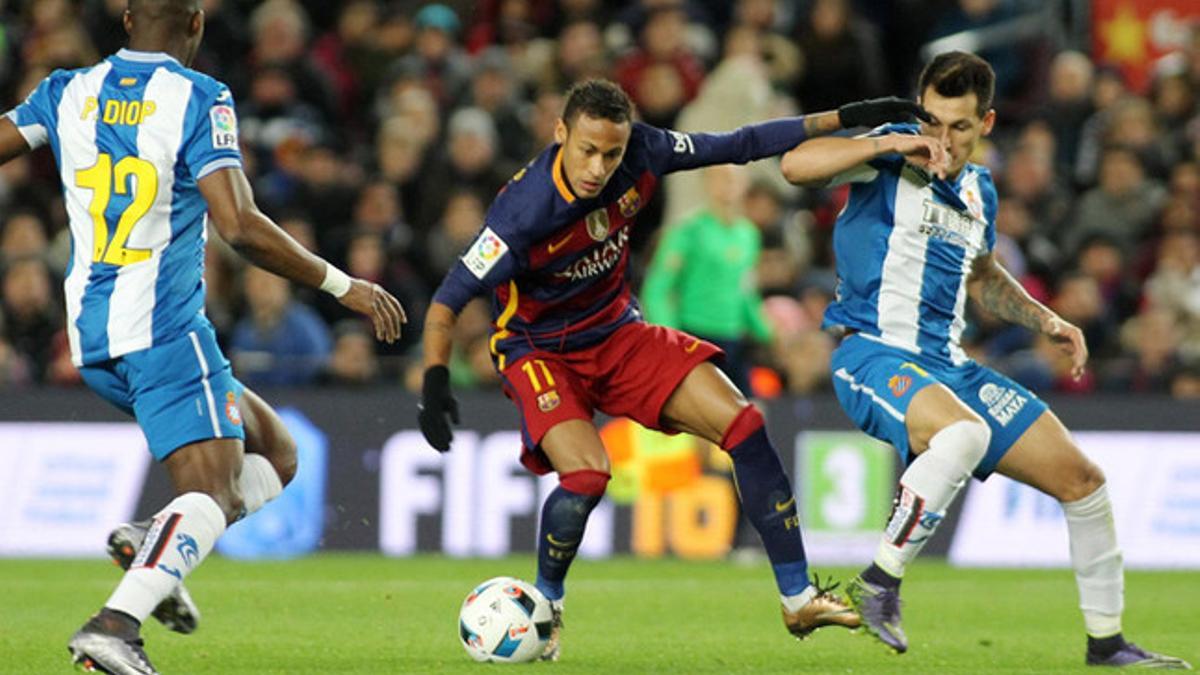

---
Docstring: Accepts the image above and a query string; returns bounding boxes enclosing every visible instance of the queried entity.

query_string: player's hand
[1044,315,1088,380]
[838,97,934,129]
[418,365,460,452]
[338,278,407,344]
[885,134,950,179]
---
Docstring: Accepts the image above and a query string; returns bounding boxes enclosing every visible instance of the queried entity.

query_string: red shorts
[499,322,722,475]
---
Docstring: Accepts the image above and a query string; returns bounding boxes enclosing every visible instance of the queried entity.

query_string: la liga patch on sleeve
[210,104,238,149]
[462,227,509,280]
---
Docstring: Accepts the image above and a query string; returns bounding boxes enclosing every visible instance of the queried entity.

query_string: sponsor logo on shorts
[225,392,242,426]
[537,390,561,412]
[978,382,1027,427]
[684,337,700,353]
[888,374,912,397]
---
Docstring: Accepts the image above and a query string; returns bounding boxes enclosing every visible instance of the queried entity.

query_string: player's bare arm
[0,116,32,165]
[967,251,1088,378]
[782,133,949,187]
[198,167,406,343]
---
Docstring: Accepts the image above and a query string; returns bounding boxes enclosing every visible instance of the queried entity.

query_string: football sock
[105,492,226,623]
[721,405,810,598]
[239,453,284,516]
[535,470,609,602]
[873,420,990,578]
[861,561,902,590]
[1087,633,1128,658]
[1063,484,1123,638]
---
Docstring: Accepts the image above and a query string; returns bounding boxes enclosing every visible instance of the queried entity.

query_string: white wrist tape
[320,263,352,298]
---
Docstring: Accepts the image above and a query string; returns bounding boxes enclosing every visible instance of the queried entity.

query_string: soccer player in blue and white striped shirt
[782,51,1188,669]
[0,1,406,672]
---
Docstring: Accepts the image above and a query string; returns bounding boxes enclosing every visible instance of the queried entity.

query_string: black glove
[418,365,460,452]
[837,97,933,129]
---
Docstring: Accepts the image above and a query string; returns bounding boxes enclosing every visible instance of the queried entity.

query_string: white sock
[781,585,818,613]
[106,492,226,622]
[239,453,284,516]
[875,420,990,578]
[1063,484,1123,637]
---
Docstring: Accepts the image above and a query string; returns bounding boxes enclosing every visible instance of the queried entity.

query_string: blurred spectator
[930,0,1022,98]
[1001,142,1072,249]
[467,48,533,165]
[1041,51,1094,177]
[1063,146,1167,255]
[614,4,706,126]
[729,0,801,91]
[246,0,337,125]
[1,258,59,381]
[1101,309,1183,394]
[532,19,608,92]
[322,319,381,385]
[1051,271,1117,361]
[229,267,331,386]
[1,209,49,263]
[415,107,510,230]
[1144,229,1200,363]
[425,190,487,277]
[391,3,472,110]
[793,0,887,113]
[311,1,390,127]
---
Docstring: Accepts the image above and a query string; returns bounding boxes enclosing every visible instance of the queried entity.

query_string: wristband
[320,263,353,298]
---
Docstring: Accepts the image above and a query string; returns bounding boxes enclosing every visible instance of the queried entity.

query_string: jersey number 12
[75,153,158,266]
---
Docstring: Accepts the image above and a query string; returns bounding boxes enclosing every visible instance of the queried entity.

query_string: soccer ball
[458,577,553,663]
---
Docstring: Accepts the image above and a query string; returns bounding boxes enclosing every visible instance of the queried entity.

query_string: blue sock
[729,427,810,596]
[534,471,607,602]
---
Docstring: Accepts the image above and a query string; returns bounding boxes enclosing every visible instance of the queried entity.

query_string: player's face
[555,114,631,199]
[918,87,995,178]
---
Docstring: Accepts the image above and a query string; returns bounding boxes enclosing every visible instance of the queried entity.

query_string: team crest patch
[225,392,242,426]
[585,209,610,241]
[618,187,642,218]
[210,104,238,149]
[537,391,561,412]
[888,374,912,397]
[462,227,510,280]
[978,382,1027,427]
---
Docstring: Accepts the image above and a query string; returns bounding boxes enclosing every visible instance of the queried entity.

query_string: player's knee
[1057,455,1106,503]
[719,404,764,452]
[560,469,610,497]
[927,419,991,469]
[190,479,245,523]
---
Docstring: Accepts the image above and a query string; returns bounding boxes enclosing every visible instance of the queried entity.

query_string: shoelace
[809,574,843,600]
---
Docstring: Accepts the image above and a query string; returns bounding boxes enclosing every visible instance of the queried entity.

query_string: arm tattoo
[803,111,842,137]
[972,255,1053,333]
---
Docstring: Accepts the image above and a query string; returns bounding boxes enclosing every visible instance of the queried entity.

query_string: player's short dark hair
[561,79,634,128]
[918,51,995,118]
[127,0,201,33]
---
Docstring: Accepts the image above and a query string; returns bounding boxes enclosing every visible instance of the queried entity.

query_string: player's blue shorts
[79,321,246,460]
[830,334,1048,480]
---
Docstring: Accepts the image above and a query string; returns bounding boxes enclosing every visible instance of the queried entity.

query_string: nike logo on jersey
[548,233,574,254]
[774,496,796,513]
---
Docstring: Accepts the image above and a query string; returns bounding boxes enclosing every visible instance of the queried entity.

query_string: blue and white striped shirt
[823,123,998,366]
[4,49,241,366]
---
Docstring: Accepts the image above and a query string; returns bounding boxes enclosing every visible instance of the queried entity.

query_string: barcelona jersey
[4,49,242,366]
[432,118,811,370]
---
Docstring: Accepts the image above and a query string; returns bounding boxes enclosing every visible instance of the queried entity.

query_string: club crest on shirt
[537,390,561,412]
[888,374,912,397]
[962,186,984,221]
[225,391,242,426]
[585,208,610,241]
[618,187,642,218]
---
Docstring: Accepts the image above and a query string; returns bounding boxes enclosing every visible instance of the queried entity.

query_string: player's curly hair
[561,79,634,128]
[918,51,995,118]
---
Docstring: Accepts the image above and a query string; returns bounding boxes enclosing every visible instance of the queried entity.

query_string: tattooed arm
[967,252,1088,379]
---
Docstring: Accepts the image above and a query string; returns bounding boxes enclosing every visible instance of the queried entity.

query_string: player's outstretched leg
[851,391,991,654]
[995,413,1191,669]
[533,469,609,661]
[719,404,860,639]
[107,519,202,635]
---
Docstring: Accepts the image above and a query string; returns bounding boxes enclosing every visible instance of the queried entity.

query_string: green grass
[2,555,1196,674]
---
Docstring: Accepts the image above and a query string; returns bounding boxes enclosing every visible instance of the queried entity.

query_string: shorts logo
[225,392,242,426]
[684,338,700,353]
[462,227,510,280]
[210,104,237,149]
[537,390,561,412]
[585,209,610,241]
[618,187,642,217]
[978,382,1027,427]
[888,374,912,397]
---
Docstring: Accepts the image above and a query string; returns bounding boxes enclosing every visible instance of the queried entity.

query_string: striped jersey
[430,118,811,370]
[823,123,998,366]
[4,49,242,366]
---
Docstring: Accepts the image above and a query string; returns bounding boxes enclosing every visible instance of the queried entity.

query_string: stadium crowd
[0,0,1198,399]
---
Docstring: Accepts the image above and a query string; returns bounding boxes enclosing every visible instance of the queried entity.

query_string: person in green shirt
[642,164,774,393]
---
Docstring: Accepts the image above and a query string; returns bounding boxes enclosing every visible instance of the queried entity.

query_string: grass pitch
[1,554,1196,674]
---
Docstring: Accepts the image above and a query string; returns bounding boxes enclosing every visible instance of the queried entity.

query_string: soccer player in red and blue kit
[418,79,927,659]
